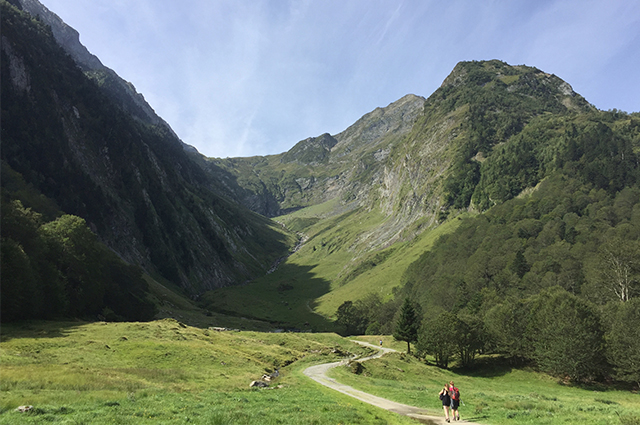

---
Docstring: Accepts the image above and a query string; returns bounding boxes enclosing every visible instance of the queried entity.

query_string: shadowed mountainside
[1,1,294,303]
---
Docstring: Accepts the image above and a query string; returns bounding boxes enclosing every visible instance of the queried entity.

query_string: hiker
[379,339,383,347]
[438,384,451,422]
[449,381,460,421]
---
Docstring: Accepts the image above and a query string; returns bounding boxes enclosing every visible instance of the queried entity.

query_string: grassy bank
[0,320,416,425]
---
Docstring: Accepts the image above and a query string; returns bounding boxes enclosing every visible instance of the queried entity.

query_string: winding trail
[303,341,483,425]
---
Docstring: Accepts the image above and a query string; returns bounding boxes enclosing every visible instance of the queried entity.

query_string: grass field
[331,349,640,425]
[2,321,638,424]
[0,320,416,425]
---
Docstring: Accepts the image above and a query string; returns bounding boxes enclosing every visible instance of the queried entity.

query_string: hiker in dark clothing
[438,384,451,422]
[449,381,460,421]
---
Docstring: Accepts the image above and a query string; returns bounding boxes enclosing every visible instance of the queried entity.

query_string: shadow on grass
[0,320,88,342]
[449,356,524,378]
[464,415,490,422]
[200,262,337,333]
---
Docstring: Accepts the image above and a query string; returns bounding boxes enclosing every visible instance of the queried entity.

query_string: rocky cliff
[1,1,292,294]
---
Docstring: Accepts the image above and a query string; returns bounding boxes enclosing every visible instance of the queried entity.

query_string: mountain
[198,60,638,336]
[197,61,593,251]
[3,0,639,386]
[3,0,639,383]
[1,0,293,318]
[192,94,425,217]
[194,58,639,384]
[15,0,182,136]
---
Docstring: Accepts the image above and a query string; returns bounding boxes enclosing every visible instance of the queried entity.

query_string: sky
[39,0,640,158]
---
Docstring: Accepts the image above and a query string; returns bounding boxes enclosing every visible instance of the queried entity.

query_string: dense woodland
[336,109,640,386]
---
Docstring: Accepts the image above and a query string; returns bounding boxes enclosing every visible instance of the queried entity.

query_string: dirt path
[303,341,483,425]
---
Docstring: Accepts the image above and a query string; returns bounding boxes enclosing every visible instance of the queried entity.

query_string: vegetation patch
[0,320,419,425]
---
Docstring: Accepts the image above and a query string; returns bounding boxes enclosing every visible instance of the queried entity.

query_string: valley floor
[1,321,638,425]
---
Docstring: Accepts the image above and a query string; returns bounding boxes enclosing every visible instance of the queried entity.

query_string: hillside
[1,0,295,322]
[200,61,640,386]
[200,60,600,317]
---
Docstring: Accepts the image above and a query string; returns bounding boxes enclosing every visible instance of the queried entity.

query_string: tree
[598,239,640,302]
[40,215,106,317]
[454,312,485,367]
[335,301,366,336]
[417,311,456,368]
[510,249,530,278]
[604,298,640,387]
[0,237,40,321]
[484,298,534,363]
[528,287,606,381]
[393,298,420,353]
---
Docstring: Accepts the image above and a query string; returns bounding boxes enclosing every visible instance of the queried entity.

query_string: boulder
[250,380,269,388]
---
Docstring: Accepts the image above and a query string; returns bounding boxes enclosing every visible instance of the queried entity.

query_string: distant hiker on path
[438,384,451,422]
[379,339,383,346]
[449,381,460,421]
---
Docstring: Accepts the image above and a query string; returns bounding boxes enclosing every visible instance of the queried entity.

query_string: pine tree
[394,298,420,353]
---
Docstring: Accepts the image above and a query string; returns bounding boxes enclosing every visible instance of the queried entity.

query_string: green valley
[2,1,640,424]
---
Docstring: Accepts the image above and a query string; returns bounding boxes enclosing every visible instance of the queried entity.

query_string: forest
[336,109,640,387]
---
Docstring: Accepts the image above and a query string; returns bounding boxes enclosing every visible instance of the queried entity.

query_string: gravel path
[303,340,483,425]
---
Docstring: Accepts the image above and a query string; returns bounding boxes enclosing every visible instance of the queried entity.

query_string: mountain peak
[280,133,338,165]
[434,59,593,113]
[19,0,105,70]
[332,94,426,153]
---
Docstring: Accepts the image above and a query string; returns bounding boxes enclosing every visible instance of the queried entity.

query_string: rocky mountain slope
[1,0,293,298]
[198,60,593,251]
[16,0,180,134]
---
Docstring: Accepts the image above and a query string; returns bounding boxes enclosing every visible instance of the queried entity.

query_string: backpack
[451,387,460,400]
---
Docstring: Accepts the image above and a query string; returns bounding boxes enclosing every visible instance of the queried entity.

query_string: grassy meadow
[1,321,638,424]
[340,339,640,425]
[0,320,417,425]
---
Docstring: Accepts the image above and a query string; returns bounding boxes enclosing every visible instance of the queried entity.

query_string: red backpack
[450,386,460,400]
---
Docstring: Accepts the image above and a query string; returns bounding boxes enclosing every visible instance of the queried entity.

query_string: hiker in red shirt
[449,381,460,421]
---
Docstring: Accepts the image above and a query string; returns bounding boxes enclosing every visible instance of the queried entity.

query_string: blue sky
[40,0,640,158]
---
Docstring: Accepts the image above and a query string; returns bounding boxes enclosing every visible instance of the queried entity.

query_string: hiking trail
[303,340,484,425]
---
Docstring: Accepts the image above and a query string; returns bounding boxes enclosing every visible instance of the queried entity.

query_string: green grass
[0,320,416,425]
[2,321,638,425]
[312,213,470,316]
[145,275,276,331]
[330,352,640,425]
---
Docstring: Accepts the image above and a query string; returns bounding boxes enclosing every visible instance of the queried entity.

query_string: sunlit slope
[202,199,468,327]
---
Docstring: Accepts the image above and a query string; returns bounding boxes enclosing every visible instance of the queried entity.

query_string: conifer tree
[394,298,420,353]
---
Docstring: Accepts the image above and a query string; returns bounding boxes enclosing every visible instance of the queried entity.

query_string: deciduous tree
[417,311,456,368]
[604,298,640,387]
[528,287,606,381]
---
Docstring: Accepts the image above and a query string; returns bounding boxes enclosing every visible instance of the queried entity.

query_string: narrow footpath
[303,341,483,425]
